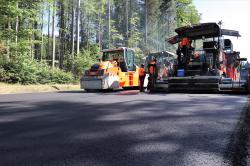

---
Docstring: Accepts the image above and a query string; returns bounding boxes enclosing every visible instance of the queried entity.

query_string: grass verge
[0,83,80,94]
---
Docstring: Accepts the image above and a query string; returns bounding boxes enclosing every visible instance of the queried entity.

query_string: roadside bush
[64,44,99,78]
[72,50,96,77]
[0,55,74,85]
[0,43,101,85]
[36,62,52,84]
[0,54,7,82]
[49,68,73,84]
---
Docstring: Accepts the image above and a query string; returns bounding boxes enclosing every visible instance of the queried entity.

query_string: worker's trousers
[139,76,145,92]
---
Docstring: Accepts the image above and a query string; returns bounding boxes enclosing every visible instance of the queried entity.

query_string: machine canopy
[167,23,241,44]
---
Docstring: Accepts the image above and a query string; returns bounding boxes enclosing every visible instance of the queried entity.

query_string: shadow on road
[0,94,247,166]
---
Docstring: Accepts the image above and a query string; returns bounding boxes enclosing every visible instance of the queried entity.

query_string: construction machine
[144,51,176,91]
[80,47,139,91]
[166,22,248,92]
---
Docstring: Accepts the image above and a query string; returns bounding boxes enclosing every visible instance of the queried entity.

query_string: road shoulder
[0,83,80,94]
[224,95,250,166]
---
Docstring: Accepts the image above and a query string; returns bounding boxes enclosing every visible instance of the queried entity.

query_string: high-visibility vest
[139,68,145,77]
[149,61,156,74]
[180,37,190,48]
[163,67,168,77]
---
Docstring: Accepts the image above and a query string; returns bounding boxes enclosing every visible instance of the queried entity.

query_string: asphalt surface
[0,91,248,166]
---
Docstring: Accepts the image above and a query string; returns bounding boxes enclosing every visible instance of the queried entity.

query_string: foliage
[175,0,201,27]
[0,43,7,54]
[128,13,142,48]
[73,45,99,76]
[0,55,73,84]
[134,48,144,66]
[0,0,201,85]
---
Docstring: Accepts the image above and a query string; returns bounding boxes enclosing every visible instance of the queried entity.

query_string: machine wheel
[84,89,90,92]
[84,89,95,93]
[247,83,250,94]
[246,78,250,94]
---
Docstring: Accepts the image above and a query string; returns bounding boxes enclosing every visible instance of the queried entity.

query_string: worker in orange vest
[180,37,190,48]
[149,59,156,74]
[177,37,192,69]
[139,64,146,92]
[181,37,192,56]
[147,57,157,91]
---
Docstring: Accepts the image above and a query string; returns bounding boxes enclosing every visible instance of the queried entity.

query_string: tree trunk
[98,8,102,50]
[126,0,129,46]
[71,3,75,57]
[145,0,148,48]
[41,10,44,61]
[80,11,85,48]
[86,16,90,50]
[108,0,110,48]
[66,3,71,53]
[59,0,65,68]
[7,20,11,58]
[76,0,81,55]
[52,0,56,70]
[47,3,51,60]
[34,21,39,60]
[15,2,19,55]
[157,20,159,51]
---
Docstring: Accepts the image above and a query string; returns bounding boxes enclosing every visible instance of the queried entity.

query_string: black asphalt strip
[224,95,250,166]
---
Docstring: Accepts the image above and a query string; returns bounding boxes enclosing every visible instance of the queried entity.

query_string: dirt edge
[0,84,80,94]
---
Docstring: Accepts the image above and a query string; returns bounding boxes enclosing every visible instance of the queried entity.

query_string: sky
[193,0,250,59]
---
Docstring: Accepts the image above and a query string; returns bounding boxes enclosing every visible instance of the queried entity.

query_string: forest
[0,0,200,84]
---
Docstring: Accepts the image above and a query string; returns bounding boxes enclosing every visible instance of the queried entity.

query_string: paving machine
[80,47,139,91]
[166,22,248,92]
[144,51,176,91]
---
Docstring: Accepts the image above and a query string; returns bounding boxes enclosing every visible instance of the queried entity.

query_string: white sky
[193,0,250,60]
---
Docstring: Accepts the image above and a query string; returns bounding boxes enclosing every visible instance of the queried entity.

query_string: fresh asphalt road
[0,91,248,166]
